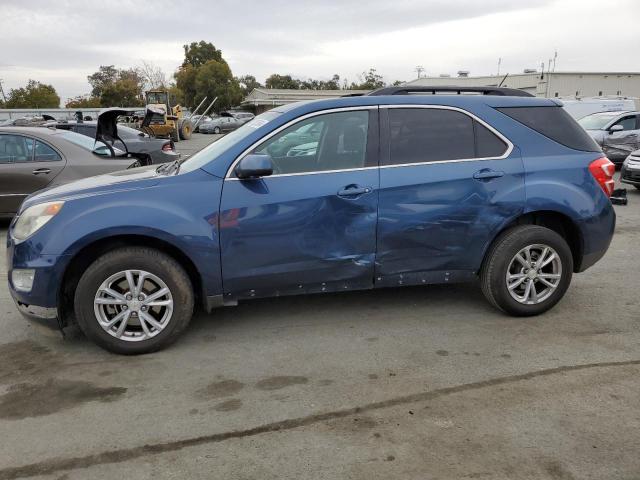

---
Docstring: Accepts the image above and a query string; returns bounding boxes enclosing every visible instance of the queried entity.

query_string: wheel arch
[58,234,205,323]
[482,210,584,273]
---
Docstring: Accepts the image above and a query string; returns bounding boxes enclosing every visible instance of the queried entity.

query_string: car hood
[21,165,161,212]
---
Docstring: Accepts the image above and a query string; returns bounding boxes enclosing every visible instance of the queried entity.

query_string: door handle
[473,169,504,181]
[337,185,372,197]
[32,168,51,175]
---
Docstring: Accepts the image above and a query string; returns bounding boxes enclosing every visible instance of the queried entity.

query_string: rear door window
[385,108,508,165]
[34,140,62,162]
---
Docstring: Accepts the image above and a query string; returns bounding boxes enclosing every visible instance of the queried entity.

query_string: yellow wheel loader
[141,89,192,142]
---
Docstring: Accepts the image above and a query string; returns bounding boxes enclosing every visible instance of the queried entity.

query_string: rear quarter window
[497,106,601,152]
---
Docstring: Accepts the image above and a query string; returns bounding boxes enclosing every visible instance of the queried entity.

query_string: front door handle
[337,185,372,197]
[473,169,504,181]
[32,168,51,175]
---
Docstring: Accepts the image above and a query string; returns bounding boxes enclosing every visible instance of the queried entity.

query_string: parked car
[0,127,141,217]
[189,115,212,133]
[46,120,178,164]
[620,150,640,189]
[7,86,616,354]
[229,111,255,124]
[578,111,640,164]
[199,115,241,134]
[1,115,56,127]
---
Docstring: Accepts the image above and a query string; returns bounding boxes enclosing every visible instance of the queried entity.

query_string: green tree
[4,80,60,108]
[237,75,262,97]
[194,60,242,112]
[65,95,101,108]
[349,68,385,90]
[174,63,199,107]
[265,74,300,89]
[182,41,223,68]
[87,65,144,107]
[299,74,341,90]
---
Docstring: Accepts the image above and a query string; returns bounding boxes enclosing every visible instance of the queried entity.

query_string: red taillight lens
[162,142,174,152]
[588,157,615,197]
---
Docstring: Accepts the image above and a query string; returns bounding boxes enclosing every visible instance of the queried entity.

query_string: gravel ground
[0,138,638,480]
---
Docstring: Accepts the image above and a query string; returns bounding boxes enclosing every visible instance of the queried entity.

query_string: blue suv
[7,87,616,354]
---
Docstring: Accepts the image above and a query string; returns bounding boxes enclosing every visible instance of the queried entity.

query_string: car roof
[583,110,637,118]
[272,94,558,116]
[0,126,67,136]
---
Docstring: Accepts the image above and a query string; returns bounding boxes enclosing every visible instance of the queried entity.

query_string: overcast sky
[2,0,639,103]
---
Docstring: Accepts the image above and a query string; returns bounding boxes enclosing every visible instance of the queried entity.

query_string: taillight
[588,157,615,197]
[162,142,174,152]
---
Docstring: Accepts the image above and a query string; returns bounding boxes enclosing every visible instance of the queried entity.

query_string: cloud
[1,0,637,103]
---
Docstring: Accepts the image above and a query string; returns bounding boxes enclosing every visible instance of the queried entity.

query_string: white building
[405,71,640,98]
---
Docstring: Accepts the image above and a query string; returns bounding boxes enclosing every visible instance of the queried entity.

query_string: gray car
[0,127,139,217]
[199,115,241,134]
[579,111,640,164]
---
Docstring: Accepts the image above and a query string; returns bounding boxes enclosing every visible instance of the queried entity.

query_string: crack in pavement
[1,359,639,480]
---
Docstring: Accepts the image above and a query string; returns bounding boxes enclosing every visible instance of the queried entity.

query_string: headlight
[12,201,64,243]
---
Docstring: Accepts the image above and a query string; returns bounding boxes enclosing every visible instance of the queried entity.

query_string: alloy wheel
[506,244,562,305]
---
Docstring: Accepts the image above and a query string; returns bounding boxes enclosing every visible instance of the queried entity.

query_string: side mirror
[609,124,624,133]
[235,154,273,179]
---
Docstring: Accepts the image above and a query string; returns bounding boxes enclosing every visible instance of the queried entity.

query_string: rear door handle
[337,185,372,197]
[32,168,51,175]
[473,169,504,180]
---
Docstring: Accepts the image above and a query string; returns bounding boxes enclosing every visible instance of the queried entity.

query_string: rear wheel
[74,247,194,354]
[480,225,573,316]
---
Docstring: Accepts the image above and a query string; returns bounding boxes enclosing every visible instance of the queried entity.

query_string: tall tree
[265,74,300,89]
[237,75,262,96]
[182,41,223,68]
[194,60,242,112]
[87,65,144,107]
[4,80,60,108]
[137,61,167,91]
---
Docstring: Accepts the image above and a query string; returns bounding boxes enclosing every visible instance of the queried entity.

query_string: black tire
[74,247,194,354]
[170,127,180,142]
[480,225,573,316]
[213,126,221,134]
[179,120,192,140]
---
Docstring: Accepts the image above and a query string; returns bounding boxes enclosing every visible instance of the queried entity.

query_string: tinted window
[497,106,600,152]
[611,116,636,131]
[34,140,61,162]
[475,121,507,157]
[387,108,474,164]
[0,134,33,163]
[253,110,370,175]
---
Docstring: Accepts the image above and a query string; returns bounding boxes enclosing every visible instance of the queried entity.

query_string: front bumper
[7,232,70,329]
[620,163,640,186]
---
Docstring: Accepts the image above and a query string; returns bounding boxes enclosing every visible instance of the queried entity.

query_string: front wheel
[213,126,221,134]
[480,225,573,316]
[74,247,194,354]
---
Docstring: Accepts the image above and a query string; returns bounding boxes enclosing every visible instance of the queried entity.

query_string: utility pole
[497,58,502,76]
[415,65,425,79]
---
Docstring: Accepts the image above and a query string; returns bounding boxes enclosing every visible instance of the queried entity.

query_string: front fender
[20,169,224,297]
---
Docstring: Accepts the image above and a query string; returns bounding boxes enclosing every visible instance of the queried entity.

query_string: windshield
[578,113,620,130]
[179,111,280,172]
[56,130,111,153]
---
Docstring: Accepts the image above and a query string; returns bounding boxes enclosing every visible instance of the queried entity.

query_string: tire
[170,127,179,142]
[179,120,192,140]
[74,247,194,354]
[213,126,221,134]
[480,225,573,316]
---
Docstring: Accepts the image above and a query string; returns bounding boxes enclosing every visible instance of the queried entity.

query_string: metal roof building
[242,88,369,112]
[404,71,640,98]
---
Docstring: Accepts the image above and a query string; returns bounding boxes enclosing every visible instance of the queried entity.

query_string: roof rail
[367,86,534,97]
